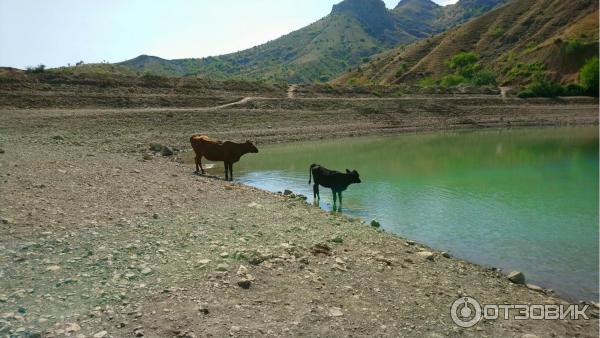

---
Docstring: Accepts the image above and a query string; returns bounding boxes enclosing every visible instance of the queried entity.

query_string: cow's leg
[229,163,234,181]
[338,192,343,207]
[196,155,205,174]
[313,184,319,200]
[332,190,337,206]
[194,155,200,174]
[224,162,229,181]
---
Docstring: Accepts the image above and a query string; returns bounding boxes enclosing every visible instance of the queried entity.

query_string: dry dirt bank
[0,96,598,337]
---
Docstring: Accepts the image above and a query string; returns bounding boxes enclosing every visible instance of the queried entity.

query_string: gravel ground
[0,98,598,337]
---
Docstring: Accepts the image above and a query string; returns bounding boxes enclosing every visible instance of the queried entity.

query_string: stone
[521,335,540,338]
[134,327,145,337]
[0,148,4,154]
[375,255,393,266]
[237,265,248,275]
[311,243,331,256]
[141,267,152,276]
[283,189,293,196]
[329,307,344,317]
[152,213,159,219]
[149,143,162,152]
[220,252,229,258]
[93,331,108,338]
[406,240,416,245]
[238,278,252,289]
[65,323,81,333]
[370,220,381,228]
[215,263,229,272]
[161,146,174,156]
[526,284,544,292]
[52,135,65,141]
[416,251,434,261]
[198,259,211,265]
[46,265,61,272]
[507,271,526,284]
[441,251,451,258]
[196,303,209,314]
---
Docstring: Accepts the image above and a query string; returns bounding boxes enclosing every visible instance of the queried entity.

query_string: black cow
[308,164,361,207]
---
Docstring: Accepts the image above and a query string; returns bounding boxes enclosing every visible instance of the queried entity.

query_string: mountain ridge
[334,0,599,86]
[117,0,507,83]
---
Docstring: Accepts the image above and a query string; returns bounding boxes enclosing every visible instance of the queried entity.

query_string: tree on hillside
[579,57,598,96]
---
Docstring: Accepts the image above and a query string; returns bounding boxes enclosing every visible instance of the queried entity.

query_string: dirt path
[287,84,297,99]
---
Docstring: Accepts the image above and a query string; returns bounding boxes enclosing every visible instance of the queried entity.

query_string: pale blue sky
[0,0,457,69]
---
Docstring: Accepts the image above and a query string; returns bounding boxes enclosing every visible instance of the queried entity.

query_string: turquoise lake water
[203,127,599,301]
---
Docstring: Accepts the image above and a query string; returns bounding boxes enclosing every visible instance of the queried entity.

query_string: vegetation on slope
[335,0,599,96]
[118,0,507,83]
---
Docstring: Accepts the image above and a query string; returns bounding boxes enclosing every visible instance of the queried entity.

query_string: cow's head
[245,140,259,153]
[346,169,361,184]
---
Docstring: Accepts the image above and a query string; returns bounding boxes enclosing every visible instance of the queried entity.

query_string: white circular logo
[451,297,482,328]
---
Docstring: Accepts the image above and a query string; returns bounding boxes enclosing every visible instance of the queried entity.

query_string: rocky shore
[1,96,598,337]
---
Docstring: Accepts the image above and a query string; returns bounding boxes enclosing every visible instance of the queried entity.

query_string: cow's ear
[346,169,350,173]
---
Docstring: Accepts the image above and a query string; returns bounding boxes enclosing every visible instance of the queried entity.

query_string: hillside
[118,0,505,83]
[335,0,599,86]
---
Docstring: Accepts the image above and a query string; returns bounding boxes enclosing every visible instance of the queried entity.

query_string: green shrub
[491,27,504,38]
[418,76,437,87]
[471,69,497,86]
[563,83,586,96]
[440,74,466,87]
[518,77,564,98]
[579,57,598,96]
[564,39,583,54]
[25,64,46,73]
[448,52,478,70]
[395,62,408,78]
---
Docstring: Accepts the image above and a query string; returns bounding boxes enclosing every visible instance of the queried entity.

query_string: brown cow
[190,135,258,181]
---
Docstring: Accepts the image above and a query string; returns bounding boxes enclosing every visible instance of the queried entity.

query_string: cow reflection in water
[308,163,361,211]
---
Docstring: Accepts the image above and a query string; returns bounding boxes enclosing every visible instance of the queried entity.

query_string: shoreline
[197,125,599,303]
[0,100,598,337]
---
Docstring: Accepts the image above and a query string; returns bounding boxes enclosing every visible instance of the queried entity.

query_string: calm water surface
[201,127,599,301]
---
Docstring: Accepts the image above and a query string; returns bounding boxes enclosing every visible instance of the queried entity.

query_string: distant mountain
[335,0,599,85]
[118,0,506,83]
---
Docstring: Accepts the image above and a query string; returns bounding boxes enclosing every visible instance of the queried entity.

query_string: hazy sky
[0,0,458,69]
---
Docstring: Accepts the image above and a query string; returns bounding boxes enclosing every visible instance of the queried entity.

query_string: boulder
[161,146,174,156]
[416,251,434,261]
[507,271,526,284]
[526,284,543,292]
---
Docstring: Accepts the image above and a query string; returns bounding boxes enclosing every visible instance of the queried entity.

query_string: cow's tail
[308,163,317,184]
